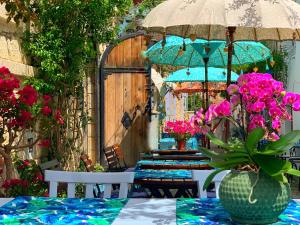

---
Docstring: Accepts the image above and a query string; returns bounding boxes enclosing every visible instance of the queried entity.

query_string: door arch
[99,32,151,166]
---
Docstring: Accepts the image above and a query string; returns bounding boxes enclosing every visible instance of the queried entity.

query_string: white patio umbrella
[143,0,300,86]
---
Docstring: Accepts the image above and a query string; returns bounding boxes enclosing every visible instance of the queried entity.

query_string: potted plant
[191,72,300,224]
[164,120,200,150]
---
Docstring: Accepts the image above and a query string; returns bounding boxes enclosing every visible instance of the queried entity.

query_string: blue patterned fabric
[176,198,300,225]
[136,160,208,169]
[134,169,192,179]
[0,196,128,225]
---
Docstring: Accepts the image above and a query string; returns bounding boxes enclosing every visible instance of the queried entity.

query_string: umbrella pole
[203,57,209,110]
[203,57,210,149]
[225,27,236,142]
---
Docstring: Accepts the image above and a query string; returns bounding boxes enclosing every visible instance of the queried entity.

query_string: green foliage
[122,0,163,33]
[187,93,202,111]
[0,0,132,166]
[202,128,300,190]
[2,159,48,197]
[18,0,132,93]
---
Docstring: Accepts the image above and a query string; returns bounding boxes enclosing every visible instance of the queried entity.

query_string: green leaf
[206,132,229,149]
[200,147,222,158]
[286,168,300,177]
[203,169,227,191]
[254,149,286,156]
[206,133,245,152]
[266,130,300,152]
[253,154,292,177]
[209,158,249,168]
[200,147,248,159]
[272,174,288,183]
[245,127,265,153]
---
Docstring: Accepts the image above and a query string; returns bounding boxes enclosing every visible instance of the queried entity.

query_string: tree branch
[11,137,40,151]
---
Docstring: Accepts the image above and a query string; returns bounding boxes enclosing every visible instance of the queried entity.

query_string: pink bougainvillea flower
[269,106,283,118]
[272,118,281,130]
[268,132,280,141]
[283,92,298,105]
[227,84,239,95]
[293,101,300,111]
[215,100,231,117]
[230,95,240,107]
[252,101,265,113]
[18,85,38,106]
[205,104,218,124]
[248,114,266,131]
[41,106,52,116]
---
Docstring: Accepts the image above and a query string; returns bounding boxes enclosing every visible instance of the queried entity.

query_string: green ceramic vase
[219,170,291,224]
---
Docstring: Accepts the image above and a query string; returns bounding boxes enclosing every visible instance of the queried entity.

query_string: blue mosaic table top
[1,197,300,224]
[134,169,192,179]
[176,198,300,225]
[0,196,127,225]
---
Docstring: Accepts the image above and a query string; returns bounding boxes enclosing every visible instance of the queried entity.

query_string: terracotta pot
[177,140,186,150]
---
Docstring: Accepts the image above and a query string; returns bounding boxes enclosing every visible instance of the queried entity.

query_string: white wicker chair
[192,170,230,198]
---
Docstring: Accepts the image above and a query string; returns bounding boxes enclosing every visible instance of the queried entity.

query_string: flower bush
[164,120,202,141]
[2,159,47,197]
[193,73,300,140]
[190,73,300,188]
[0,66,62,180]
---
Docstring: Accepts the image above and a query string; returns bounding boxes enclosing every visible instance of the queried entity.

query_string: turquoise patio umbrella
[145,35,271,109]
[145,36,272,68]
[164,67,239,83]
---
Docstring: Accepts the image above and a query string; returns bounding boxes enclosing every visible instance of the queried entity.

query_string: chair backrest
[104,145,126,171]
[44,170,134,198]
[80,154,94,172]
[39,159,60,172]
[192,170,230,198]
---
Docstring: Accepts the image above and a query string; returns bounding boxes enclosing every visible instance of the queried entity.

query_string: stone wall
[0,5,35,77]
[0,5,98,165]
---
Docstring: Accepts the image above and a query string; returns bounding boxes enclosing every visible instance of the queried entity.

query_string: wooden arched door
[99,32,151,166]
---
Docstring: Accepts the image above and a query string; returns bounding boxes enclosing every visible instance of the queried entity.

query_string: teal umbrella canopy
[164,67,239,83]
[145,36,271,67]
[145,36,223,66]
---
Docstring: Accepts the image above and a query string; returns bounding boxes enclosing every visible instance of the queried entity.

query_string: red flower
[2,179,29,189]
[18,85,38,106]
[23,160,30,166]
[35,172,44,181]
[55,110,64,125]
[18,165,25,170]
[41,106,52,116]
[20,110,32,121]
[43,95,52,105]
[39,139,51,148]
[0,66,11,75]
[7,119,18,128]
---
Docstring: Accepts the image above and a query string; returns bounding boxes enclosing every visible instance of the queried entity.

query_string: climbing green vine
[0,0,132,168]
